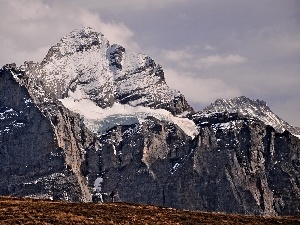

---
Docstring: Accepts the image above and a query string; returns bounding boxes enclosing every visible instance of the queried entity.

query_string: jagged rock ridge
[0,27,299,216]
[201,96,300,135]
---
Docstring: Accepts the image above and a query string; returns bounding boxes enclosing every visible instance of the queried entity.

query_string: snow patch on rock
[293,134,300,139]
[94,177,103,192]
[59,92,198,138]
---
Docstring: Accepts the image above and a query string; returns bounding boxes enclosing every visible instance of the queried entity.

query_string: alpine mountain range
[0,27,299,216]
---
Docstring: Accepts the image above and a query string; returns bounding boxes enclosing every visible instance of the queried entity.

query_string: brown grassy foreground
[0,196,299,224]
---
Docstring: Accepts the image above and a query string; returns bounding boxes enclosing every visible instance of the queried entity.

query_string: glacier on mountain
[59,89,198,138]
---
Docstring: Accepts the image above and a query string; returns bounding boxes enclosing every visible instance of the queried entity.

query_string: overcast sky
[1,0,299,127]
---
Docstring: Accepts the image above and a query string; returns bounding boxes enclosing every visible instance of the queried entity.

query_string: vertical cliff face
[80,110,300,215]
[0,66,98,202]
[81,116,195,205]
[0,27,299,216]
[0,67,62,198]
[190,112,300,215]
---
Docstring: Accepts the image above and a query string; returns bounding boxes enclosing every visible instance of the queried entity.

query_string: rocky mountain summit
[32,27,192,115]
[0,27,299,216]
[200,96,300,135]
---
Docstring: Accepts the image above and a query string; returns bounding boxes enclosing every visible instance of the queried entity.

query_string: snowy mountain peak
[20,27,195,139]
[203,96,273,116]
[42,27,108,63]
[200,96,300,134]
[25,27,193,115]
[210,96,267,110]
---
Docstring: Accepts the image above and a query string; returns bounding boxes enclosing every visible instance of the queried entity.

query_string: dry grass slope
[0,196,299,224]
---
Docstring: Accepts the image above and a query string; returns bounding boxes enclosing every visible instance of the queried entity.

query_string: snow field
[59,94,199,138]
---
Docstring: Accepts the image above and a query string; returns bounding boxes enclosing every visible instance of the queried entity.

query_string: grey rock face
[190,111,300,215]
[80,111,300,215]
[83,117,195,205]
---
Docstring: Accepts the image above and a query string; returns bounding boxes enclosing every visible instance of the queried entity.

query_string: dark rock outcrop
[0,66,97,202]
